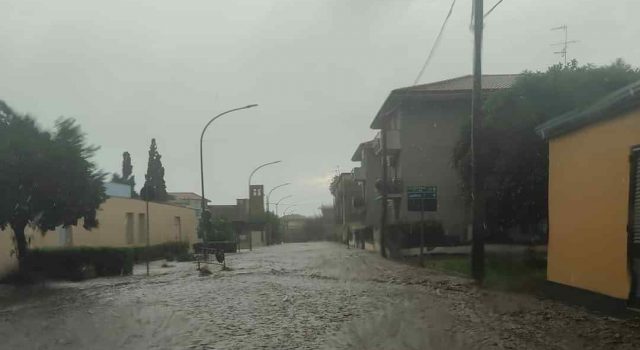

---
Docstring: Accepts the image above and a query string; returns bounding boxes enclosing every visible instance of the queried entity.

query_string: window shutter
[632,149,640,244]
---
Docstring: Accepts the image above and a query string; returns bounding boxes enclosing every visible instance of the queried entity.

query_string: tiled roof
[537,79,640,139]
[370,74,519,129]
[396,74,519,93]
[351,139,377,161]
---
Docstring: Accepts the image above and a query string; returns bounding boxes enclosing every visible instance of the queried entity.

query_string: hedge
[20,242,192,282]
[132,241,191,262]
[386,220,450,248]
[25,247,134,281]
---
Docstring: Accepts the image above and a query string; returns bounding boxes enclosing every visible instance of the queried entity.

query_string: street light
[247,160,282,250]
[265,183,290,246]
[280,207,298,242]
[199,104,258,243]
[248,160,282,189]
[273,195,293,217]
[282,204,297,217]
[266,182,291,214]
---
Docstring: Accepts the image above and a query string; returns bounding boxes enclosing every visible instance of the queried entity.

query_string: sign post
[407,186,438,267]
[420,198,425,267]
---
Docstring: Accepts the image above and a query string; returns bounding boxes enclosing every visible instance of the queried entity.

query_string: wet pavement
[0,242,639,349]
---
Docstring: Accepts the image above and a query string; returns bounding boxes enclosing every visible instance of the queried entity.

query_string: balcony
[352,167,366,182]
[375,177,403,198]
[373,130,401,155]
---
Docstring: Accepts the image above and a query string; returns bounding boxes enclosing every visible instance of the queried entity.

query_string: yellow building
[0,195,197,276]
[537,80,640,306]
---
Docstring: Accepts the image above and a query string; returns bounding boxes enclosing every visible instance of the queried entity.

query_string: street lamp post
[247,160,282,250]
[266,183,291,214]
[282,204,297,217]
[199,104,258,243]
[274,195,293,217]
[266,183,291,245]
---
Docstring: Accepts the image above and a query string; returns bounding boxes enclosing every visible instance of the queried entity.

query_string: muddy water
[0,242,638,349]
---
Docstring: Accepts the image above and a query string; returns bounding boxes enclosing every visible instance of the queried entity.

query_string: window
[125,213,134,244]
[138,213,146,244]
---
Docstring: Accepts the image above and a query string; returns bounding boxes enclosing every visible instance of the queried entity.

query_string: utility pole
[146,199,150,276]
[551,25,578,66]
[379,123,388,258]
[471,0,485,283]
[419,197,425,267]
[342,177,348,247]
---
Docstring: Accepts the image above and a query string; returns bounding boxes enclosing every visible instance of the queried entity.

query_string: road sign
[407,186,437,212]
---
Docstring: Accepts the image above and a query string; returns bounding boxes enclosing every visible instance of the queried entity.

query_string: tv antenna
[551,25,578,65]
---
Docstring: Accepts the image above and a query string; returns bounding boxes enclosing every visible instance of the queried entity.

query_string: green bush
[132,241,191,263]
[25,247,134,281]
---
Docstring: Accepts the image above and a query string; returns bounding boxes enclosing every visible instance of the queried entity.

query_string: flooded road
[1,242,639,349]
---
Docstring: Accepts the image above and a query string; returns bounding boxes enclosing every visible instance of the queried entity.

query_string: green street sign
[407,186,437,212]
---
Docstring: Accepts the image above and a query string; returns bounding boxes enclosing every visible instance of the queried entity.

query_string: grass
[422,253,547,293]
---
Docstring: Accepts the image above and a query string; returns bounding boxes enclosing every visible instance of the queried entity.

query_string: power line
[483,0,505,19]
[413,0,458,85]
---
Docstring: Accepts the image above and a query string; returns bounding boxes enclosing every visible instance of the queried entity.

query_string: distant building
[168,192,210,224]
[364,74,518,251]
[332,173,363,244]
[319,205,336,241]
[282,214,307,242]
[207,196,269,249]
[168,192,209,212]
[537,80,640,306]
[351,140,381,250]
[248,185,267,247]
[105,182,133,198]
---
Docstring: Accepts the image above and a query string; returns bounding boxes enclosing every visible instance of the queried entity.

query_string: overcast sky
[2,0,639,215]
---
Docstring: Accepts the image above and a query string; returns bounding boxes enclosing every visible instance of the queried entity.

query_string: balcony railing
[373,130,401,155]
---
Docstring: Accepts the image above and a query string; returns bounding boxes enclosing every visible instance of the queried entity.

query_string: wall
[362,145,382,228]
[0,197,198,276]
[547,109,640,299]
[0,233,16,277]
[399,99,470,239]
[250,231,265,248]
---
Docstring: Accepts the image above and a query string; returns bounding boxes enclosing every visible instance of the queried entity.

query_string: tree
[0,101,106,270]
[329,175,339,196]
[264,211,281,244]
[453,59,640,242]
[122,151,132,180]
[140,139,169,202]
[111,151,137,197]
[210,216,235,242]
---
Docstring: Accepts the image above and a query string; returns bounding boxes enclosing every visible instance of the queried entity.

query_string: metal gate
[628,146,640,307]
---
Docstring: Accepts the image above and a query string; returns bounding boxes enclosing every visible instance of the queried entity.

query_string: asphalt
[0,242,639,349]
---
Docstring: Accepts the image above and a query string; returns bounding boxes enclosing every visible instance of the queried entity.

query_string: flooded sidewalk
[0,242,638,349]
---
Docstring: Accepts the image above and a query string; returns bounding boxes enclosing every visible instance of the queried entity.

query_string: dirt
[0,242,638,349]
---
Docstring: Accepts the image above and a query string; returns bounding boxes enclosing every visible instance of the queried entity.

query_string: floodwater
[0,242,639,349]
